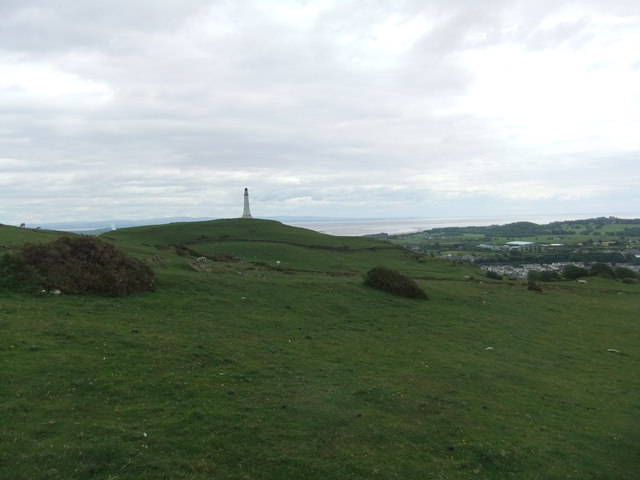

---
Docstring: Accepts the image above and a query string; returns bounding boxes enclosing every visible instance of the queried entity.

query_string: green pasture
[388,218,640,253]
[102,218,384,251]
[0,225,66,248]
[1,219,638,479]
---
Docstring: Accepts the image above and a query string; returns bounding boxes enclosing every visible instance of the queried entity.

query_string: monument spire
[242,188,253,218]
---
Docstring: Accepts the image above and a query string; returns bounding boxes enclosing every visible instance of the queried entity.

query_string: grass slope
[0,225,69,248]
[1,219,638,479]
[102,218,387,250]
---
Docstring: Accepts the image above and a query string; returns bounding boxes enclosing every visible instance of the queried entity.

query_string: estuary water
[286,213,638,237]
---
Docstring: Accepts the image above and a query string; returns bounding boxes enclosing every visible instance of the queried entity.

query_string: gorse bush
[0,252,38,292]
[364,266,427,299]
[2,236,155,296]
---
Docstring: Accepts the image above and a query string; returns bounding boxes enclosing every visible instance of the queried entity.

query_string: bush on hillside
[2,236,155,296]
[364,266,427,299]
[614,266,638,281]
[485,270,502,280]
[589,262,615,279]
[527,280,543,292]
[562,265,589,280]
[0,252,38,292]
[527,270,561,282]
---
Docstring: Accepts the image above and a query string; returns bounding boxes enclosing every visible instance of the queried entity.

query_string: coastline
[287,213,640,236]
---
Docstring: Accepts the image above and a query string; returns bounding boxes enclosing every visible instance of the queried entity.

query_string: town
[370,217,640,280]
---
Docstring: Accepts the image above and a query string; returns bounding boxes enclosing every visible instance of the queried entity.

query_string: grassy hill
[1,219,638,479]
[0,224,68,247]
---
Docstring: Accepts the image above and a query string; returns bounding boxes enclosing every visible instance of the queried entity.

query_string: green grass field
[1,219,638,479]
[386,218,640,260]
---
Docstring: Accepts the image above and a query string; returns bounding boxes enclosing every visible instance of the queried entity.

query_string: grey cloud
[1,1,639,224]
[0,0,212,56]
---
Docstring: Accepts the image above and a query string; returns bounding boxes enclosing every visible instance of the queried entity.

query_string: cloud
[1,0,639,225]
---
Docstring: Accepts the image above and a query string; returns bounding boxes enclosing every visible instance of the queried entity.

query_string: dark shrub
[0,252,38,292]
[364,266,427,299]
[527,280,543,292]
[562,265,589,280]
[12,236,155,296]
[485,270,502,280]
[590,262,615,279]
[539,271,560,282]
[527,270,542,282]
[614,267,637,281]
[212,252,240,262]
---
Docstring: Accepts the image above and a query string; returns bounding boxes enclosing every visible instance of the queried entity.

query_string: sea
[31,212,638,235]
[286,213,639,237]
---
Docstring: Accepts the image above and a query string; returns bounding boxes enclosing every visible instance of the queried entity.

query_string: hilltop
[1,218,638,479]
[97,218,426,276]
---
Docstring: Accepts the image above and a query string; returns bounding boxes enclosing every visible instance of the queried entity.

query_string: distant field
[380,218,640,266]
[1,219,638,479]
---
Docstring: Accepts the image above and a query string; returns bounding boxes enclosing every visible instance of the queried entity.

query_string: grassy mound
[99,218,425,277]
[364,266,427,299]
[1,235,154,296]
[101,218,386,250]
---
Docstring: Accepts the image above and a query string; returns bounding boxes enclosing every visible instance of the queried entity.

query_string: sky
[1,0,639,226]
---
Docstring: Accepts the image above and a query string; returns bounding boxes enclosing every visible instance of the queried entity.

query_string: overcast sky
[1,0,639,225]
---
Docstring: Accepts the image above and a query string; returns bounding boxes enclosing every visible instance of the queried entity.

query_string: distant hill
[24,216,366,234]
[368,216,640,238]
[29,217,214,233]
[101,218,384,248]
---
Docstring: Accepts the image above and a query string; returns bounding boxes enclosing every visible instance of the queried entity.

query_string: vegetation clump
[485,270,502,280]
[0,235,155,296]
[562,264,589,280]
[364,266,427,299]
[537,263,639,282]
[614,266,637,281]
[211,252,240,262]
[527,280,543,292]
[589,262,616,279]
[0,252,38,291]
[527,270,561,283]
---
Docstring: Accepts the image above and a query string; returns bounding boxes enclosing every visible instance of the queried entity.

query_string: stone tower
[242,188,253,218]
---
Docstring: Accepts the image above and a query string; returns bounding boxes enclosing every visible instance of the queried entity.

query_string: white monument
[242,188,253,218]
